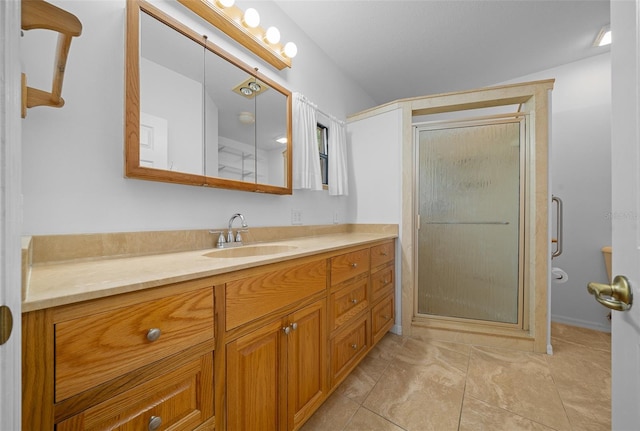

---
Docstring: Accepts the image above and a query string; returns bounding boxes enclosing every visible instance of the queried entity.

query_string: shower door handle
[552,196,563,259]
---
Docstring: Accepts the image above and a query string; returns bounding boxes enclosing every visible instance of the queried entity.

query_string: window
[317,123,328,185]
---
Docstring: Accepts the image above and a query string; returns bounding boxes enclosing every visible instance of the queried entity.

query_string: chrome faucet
[210,213,249,249]
[226,213,249,245]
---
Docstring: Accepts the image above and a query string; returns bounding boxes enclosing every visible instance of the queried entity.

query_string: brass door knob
[587,275,633,311]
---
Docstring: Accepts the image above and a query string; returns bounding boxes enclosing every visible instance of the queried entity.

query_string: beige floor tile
[366,333,406,362]
[393,338,468,391]
[465,346,571,431]
[363,362,464,431]
[335,356,389,404]
[551,322,611,352]
[300,391,359,431]
[459,396,557,431]
[344,408,406,431]
[546,338,611,431]
[305,323,611,431]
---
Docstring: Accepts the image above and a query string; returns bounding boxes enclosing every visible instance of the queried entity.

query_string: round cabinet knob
[384,279,390,285]
[148,415,162,431]
[381,251,388,256]
[351,298,358,304]
[351,343,358,350]
[350,263,358,268]
[146,328,161,342]
[290,322,298,331]
[283,326,291,335]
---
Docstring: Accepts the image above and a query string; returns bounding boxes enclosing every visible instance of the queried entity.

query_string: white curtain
[328,117,349,196]
[292,92,323,190]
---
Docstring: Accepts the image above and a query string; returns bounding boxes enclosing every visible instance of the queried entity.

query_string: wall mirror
[125,0,292,194]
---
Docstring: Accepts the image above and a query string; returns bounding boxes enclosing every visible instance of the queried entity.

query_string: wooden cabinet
[226,299,327,431]
[22,281,216,431]
[23,238,396,431]
[223,259,328,431]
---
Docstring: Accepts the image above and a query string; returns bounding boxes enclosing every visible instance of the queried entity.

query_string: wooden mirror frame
[125,0,293,194]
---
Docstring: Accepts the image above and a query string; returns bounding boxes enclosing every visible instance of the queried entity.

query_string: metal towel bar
[425,221,510,225]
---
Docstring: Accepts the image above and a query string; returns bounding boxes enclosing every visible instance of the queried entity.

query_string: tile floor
[302,322,611,431]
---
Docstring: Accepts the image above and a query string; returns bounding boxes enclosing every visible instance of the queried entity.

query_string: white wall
[20,0,375,235]
[347,109,403,224]
[501,53,613,331]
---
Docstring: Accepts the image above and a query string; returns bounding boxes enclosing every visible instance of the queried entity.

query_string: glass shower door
[416,119,523,324]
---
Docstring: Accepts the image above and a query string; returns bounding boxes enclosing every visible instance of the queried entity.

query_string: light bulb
[243,8,260,28]
[215,0,235,7]
[264,26,281,44]
[283,41,297,58]
[248,81,261,92]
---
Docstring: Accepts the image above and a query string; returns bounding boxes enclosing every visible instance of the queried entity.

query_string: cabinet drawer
[329,277,369,331]
[57,353,214,431]
[330,248,370,286]
[372,293,394,345]
[370,241,394,270]
[371,266,394,302]
[225,259,327,330]
[330,314,369,386]
[55,288,214,401]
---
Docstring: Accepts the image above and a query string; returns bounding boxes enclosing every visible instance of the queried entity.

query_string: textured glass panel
[417,122,521,323]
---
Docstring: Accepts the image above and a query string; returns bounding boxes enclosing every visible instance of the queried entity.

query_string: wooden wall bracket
[21,0,82,118]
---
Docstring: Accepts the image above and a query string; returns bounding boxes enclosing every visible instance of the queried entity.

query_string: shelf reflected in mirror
[126,0,292,194]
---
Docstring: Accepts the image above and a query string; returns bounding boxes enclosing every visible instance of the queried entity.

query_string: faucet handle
[209,230,226,248]
[235,230,244,243]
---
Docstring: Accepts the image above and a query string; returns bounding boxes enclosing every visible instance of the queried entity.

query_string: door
[610,1,640,428]
[226,319,287,431]
[287,300,327,430]
[139,112,169,169]
[0,1,22,429]
[415,117,525,325]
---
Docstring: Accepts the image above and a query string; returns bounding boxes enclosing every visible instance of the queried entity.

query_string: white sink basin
[203,244,298,258]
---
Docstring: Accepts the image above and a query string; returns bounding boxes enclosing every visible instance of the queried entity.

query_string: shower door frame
[396,80,553,353]
[413,113,529,330]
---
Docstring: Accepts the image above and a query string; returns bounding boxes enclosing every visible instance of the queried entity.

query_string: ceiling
[274,0,611,106]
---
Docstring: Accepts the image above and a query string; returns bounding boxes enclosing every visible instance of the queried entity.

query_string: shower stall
[415,115,526,327]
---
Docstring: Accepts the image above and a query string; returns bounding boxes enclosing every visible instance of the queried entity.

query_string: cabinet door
[287,300,327,430]
[226,319,287,431]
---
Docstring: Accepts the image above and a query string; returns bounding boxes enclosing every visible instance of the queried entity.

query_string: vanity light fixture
[177,0,296,69]
[283,41,298,59]
[265,26,281,44]
[215,0,235,7]
[243,8,260,28]
[594,25,611,47]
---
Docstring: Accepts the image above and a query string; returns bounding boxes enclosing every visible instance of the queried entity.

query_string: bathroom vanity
[21,225,397,431]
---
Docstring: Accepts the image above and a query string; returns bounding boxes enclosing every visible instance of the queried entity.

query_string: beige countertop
[22,225,397,312]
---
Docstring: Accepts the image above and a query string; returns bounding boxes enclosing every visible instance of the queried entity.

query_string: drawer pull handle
[290,322,298,331]
[351,263,358,268]
[283,326,291,335]
[146,328,161,342]
[148,415,162,431]
[351,343,358,350]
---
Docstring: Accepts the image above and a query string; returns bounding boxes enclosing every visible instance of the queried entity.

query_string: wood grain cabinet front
[57,353,214,431]
[226,299,327,431]
[55,288,214,401]
[371,293,395,345]
[329,313,369,386]
[22,282,216,431]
